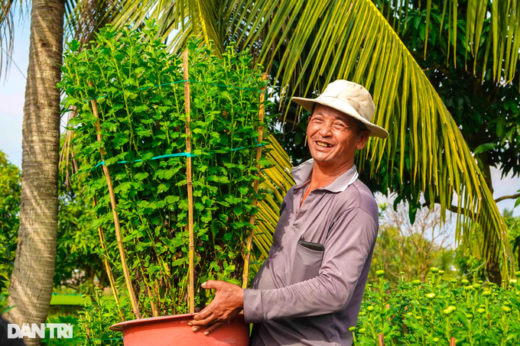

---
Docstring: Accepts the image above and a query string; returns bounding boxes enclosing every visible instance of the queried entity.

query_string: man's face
[307,104,370,164]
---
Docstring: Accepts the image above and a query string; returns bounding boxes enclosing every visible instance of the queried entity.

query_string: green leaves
[473,143,497,156]
[165,195,180,204]
[134,172,149,181]
[0,151,21,296]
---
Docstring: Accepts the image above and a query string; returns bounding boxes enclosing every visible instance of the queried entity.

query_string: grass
[50,294,89,306]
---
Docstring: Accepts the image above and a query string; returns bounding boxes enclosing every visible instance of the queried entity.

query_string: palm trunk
[481,163,502,284]
[5,0,64,345]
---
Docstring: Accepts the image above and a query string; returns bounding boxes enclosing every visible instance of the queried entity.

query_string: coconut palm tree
[0,1,64,344]
[95,0,520,281]
[1,0,131,341]
[0,1,118,345]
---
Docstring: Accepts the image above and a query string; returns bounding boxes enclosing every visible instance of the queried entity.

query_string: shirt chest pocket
[289,241,324,285]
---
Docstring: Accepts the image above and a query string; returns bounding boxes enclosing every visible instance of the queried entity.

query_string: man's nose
[317,123,333,137]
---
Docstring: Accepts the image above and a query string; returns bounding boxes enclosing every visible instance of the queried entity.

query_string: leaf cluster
[400,2,520,179]
[58,21,269,317]
[75,288,130,346]
[55,177,107,294]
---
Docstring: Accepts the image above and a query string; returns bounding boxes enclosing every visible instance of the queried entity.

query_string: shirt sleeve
[243,207,378,323]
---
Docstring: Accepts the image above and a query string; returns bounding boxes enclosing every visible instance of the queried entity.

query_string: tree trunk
[5,0,64,345]
[486,259,502,285]
[481,163,502,284]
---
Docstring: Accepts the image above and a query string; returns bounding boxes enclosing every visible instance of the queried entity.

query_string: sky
[1,17,519,225]
[0,15,29,168]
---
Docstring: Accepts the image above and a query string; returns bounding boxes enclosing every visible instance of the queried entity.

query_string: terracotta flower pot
[109,313,250,346]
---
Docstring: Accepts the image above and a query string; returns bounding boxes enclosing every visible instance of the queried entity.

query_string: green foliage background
[0,151,20,311]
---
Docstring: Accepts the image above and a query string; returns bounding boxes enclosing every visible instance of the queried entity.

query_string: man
[189,80,389,345]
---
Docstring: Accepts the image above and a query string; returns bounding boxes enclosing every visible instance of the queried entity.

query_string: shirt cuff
[243,289,265,324]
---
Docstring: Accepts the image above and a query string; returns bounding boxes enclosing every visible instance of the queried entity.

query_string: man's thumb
[201,280,219,290]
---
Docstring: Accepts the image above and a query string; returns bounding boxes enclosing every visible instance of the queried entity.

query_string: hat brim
[292,96,389,139]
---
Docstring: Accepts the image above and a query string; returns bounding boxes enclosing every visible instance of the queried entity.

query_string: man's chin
[310,153,337,163]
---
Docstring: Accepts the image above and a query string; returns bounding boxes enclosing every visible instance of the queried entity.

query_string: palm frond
[0,0,29,78]
[96,0,223,55]
[63,0,128,45]
[254,134,294,267]
[383,0,520,83]
[73,0,514,276]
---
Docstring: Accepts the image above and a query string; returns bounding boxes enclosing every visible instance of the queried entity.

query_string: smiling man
[189,80,389,345]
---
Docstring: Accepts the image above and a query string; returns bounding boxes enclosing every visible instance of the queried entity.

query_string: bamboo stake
[242,72,268,289]
[92,198,125,321]
[183,49,195,314]
[90,97,141,319]
[378,333,385,346]
[450,337,456,346]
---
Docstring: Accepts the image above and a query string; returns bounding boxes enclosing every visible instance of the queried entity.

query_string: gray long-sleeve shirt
[244,159,379,346]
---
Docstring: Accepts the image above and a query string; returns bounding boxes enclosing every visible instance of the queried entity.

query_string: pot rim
[109,313,245,332]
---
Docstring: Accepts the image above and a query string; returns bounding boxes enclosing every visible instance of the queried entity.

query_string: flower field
[353,269,520,345]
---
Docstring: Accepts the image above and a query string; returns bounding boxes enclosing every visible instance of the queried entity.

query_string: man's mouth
[315,141,334,148]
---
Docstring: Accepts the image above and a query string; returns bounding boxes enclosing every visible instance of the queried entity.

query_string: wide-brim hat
[292,80,389,138]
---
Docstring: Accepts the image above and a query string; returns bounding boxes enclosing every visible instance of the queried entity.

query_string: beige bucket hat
[292,80,389,138]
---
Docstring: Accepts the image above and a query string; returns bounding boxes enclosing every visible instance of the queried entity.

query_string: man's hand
[188,280,244,335]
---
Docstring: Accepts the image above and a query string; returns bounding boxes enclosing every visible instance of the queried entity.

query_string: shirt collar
[291,158,359,193]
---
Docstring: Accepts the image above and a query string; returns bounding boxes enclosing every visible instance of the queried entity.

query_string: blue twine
[85,79,266,103]
[92,143,264,170]
[94,152,196,169]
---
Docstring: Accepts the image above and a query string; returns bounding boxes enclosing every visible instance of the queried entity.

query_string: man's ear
[356,130,370,150]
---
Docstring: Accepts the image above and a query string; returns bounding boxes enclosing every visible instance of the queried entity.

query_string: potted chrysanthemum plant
[59,21,270,345]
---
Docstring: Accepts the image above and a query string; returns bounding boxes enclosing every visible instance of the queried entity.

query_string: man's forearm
[243,264,365,323]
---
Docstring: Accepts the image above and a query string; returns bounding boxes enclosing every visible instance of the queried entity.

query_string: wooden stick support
[183,49,195,314]
[92,198,125,321]
[450,337,456,346]
[90,97,141,319]
[378,333,385,346]
[242,72,268,289]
